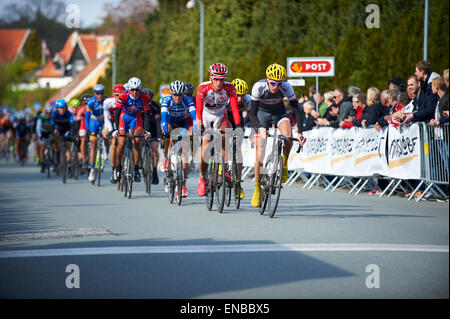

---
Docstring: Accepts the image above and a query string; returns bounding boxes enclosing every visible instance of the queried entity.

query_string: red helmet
[209,63,228,78]
[113,84,125,94]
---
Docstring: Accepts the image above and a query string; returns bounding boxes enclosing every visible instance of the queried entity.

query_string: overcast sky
[0,0,121,28]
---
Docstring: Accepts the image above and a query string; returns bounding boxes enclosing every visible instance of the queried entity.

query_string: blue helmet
[93,84,105,93]
[55,99,67,108]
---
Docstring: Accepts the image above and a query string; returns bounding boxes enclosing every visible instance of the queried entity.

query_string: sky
[0,0,121,28]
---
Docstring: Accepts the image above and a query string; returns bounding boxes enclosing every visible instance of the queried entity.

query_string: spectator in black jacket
[364,87,386,127]
[404,75,421,113]
[404,60,440,123]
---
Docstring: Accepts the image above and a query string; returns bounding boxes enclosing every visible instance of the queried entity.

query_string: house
[37,31,115,101]
[0,29,31,64]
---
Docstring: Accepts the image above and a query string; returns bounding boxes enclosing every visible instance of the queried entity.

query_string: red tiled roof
[47,56,108,102]
[0,29,30,64]
[36,60,63,78]
[79,34,98,61]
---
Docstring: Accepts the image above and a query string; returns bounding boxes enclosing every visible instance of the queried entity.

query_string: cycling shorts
[88,118,105,136]
[202,110,228,130]
[119,112,143,134]
[257,107,290,129]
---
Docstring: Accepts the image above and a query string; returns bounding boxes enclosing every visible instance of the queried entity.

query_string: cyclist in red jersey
[196,63,242,197]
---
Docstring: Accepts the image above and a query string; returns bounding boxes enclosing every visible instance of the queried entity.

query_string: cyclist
[195,62,242,197]
[104,84,125,183]
[0,112,14,157]
[36,105,54,172]
[226,78,251,199]
[160,80,196,197]
[115,77,152,183]
[51,99,75,170]
[184,82,196,104]
[85,84,109,182]
[231,78,252,127]
[14,112,31,162]
[141,88,161,185]
[249,63,306,208]
[76,94,92,171]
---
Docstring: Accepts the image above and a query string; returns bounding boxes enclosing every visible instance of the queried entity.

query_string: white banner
[385,124,421,179]
[240,124,421,180]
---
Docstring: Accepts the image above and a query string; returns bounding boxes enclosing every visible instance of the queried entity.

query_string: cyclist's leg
[88,118,100,169]
[182,125,193,177]
[277,114,293,183]
[116,112,129,168]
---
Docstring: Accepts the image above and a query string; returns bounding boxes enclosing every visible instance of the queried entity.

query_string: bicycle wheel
[232,158,241,209]
[268,154,283,218]
[175,152,183,206]
[259,175,269,215]
[143,145,151,195]
[96,147,102,187]
[126,145,134,199]
[216,155,226,213]
[60,144,67,184]
[206,160,214,211]
[72,143,79,180]
[225,162,232,207]
[167,155,175,204]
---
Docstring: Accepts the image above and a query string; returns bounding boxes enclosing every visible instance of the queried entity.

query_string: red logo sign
[290,61,332,74]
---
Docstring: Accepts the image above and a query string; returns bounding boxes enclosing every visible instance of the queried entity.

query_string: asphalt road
[0,157,448,299]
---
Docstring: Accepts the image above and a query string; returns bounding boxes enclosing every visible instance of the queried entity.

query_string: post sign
[287,57,335,78]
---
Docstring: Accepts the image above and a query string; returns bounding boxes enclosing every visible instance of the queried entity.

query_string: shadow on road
[0,237,355,298]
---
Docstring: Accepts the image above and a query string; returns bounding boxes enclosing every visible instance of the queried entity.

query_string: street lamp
[186,0,204,84]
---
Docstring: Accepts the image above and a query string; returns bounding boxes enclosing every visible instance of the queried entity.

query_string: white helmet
[169,80,185,95]
[127,77,142,90]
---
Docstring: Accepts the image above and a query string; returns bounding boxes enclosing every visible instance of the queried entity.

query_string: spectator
[363,87,386,127]
[429,76,449,186]
[321,91,334,117]
[403,75,421,113]
[443,69,449,89]
[352,93,372,127]
[376,89,402,129]
[380,89,389,107]
[430,76,449,126]
[404,60,440,123]
[388,77,404,91]
[340,95,361,128]
[314,91,329,118]
[301,101,317,132]
[328,88,353,127]
[348,86,361,97]
[308,85,316,103]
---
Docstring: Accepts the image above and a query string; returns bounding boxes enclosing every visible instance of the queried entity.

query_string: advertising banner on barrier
[329,127,356,176]
[298,127,333,174]
[241,124,421,180]
[386,124,421,179]
[353,126,388,176]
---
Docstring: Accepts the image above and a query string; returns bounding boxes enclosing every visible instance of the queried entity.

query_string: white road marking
[0,243,448,258]
[0,228,117,241]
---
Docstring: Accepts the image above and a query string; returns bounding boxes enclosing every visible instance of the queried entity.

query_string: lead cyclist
[249,63,307,208]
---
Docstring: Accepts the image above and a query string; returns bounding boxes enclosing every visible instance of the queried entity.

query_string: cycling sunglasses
[212,77,225,81]
[268,81,282,86]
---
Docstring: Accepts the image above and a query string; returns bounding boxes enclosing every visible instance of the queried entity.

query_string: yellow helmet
[231,78,249,95]
[266,63,287,81]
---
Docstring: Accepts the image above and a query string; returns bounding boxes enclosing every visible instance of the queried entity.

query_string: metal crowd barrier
[410,122,449,202]
[258,122,449,202]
